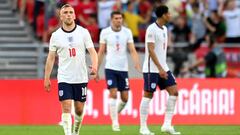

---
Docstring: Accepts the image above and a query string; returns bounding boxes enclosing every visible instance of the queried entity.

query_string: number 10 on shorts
[82,87,87,96]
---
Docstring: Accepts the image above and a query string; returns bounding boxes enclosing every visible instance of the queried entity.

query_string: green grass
[0,125,239,135]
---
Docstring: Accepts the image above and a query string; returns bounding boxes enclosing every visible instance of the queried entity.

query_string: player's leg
[72,83,87,135]
[139,73,157,135]
[72,101,85,135]
[160,71,180,135]
[118,91,128,113]
[109,88,120,131]
[58,83,73,135]
[105,69,120,131]
[61,100,72,135]
[117,72,129,113]
[140,91,154,135]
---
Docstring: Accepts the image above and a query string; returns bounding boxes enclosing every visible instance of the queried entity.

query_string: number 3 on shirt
[69,48,76,57]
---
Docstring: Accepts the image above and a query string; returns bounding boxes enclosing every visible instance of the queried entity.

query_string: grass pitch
[0,125,239,135]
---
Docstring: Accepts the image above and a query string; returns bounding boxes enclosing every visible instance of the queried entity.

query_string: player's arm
[83,28,98,78]
[148,42,168,79]
[181,57,205,74]
[183,52,215,72]
[217,0,224,16]
[94,28,107,81]
[95,43,106,81]
[97,43,106,71]
[44,51,56,92]
[128,42,141,72]
[189,58,205,70]
[87,47,98,76]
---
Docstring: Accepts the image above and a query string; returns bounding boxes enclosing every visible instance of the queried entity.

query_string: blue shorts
[105,69,129,91]
[58,83,88,102]
[143,71,176,92]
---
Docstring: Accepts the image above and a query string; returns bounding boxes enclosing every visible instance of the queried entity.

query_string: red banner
[224,47,240,77]
[0,79,239,125]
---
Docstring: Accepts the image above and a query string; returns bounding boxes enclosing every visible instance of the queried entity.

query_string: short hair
[111,11,123,18]
[60,4,73,10]
[56,2,66,9]
[155,5,169,18]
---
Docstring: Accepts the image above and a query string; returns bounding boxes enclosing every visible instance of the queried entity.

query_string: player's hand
[159,69,168,80]
[95,73,100,82]
[44,78,51,92]
[89,65,97,79]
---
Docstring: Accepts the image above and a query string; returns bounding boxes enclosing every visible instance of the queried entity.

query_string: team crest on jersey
[59,90,64,97]
[107,80,113,86]
[115,35,119,40]
[151,83,156,89]
[163,33,166,38]
[68,36,73,43]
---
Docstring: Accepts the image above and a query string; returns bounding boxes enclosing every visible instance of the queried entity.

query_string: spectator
[171,16,191,43]
[85,14,99,43]
[204,10,226,43]
[138,0,152,42]
[75,0,96,27]
[11,0,17,12]
[138,0,152,19]
[219,0,240,43]
[186,0,205,18]
[33,0,44,33]
[165,0,184,20]
[44,0,57,35]
[12,0,28,27]
[123,1,150,42]
[169,16,192,76]
[190,2,206,44]
[42,3,62,42]
[206,0,220,12]
[182,36,227,78]
[97,0,118,30]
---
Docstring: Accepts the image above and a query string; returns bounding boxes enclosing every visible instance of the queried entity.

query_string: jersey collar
[61,24,77,33]
[155,22,164,30]
[111,26,122,32]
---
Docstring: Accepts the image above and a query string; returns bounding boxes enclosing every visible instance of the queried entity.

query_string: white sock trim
[163,96,177,126]
[73,113,84,135]
[61,113,72,135]
[118,100,127,113]
[109,98,118,125]
[140,97,151,128]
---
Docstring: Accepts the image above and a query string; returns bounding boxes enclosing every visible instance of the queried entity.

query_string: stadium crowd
[13,0,240,78]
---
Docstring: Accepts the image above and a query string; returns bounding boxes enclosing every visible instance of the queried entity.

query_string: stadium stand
[0,0,33,44]
[0,44,44,78]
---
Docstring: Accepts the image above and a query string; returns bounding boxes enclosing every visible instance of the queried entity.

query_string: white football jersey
[99,26,134,71]
[143,22,169,73]
[49,25,94,83]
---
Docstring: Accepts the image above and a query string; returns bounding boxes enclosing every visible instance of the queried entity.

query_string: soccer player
[44,4,98,135]
[97,11,141,131]
[139,5,181,135]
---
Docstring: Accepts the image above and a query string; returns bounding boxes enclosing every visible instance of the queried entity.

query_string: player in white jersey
[44,4,98,135]
[140,5,181,135]
[97,11,141,132]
